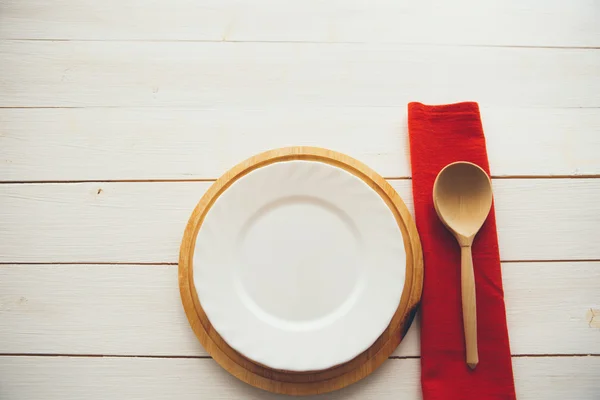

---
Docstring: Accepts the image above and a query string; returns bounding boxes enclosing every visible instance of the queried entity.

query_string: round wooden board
[179,147,423,395]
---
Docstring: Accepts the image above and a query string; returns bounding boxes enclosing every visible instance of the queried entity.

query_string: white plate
[193,160,406,372]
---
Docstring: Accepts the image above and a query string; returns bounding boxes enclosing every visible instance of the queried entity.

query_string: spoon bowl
[433,162,493,244]
[433,161,493,370]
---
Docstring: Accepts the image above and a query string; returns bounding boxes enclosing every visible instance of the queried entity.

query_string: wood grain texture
[433,162,495,369]
[0,0,598,397]
[1,262,598,357]
[1,107,600,181]
[0,356,598,399]
[1,179,599,263]
[1,41,599,108]
[178,147,423,394]
[1,0,598,47]
[460,246,478,368]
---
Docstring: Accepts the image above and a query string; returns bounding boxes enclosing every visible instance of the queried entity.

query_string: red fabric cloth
[408,102,516,400]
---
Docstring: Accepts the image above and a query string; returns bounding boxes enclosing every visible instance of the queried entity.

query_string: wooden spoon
[433,161,493,370]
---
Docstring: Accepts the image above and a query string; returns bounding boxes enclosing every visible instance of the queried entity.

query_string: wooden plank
[1,41,599,108]
[0,262,598,357]
[0,356,598,399]
[1,0,599,47]
[512,357,600,399]
[1,179,599,263]
[1,107,599,181]
[492,179,600,262]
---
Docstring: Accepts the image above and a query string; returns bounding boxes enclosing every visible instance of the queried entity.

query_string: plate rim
[179,146,423,395]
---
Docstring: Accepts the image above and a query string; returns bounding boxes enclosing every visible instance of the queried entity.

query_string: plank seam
[0,262,178,266]
[1,260,599,266]
[0,353,597,359]
[1,38,600,50]
[1,106,599,110]
[3,175,600,184]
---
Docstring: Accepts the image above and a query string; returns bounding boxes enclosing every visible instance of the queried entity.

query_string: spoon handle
[461,245,479,369]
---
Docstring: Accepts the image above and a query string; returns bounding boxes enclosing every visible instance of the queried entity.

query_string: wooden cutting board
[179,147,423,395]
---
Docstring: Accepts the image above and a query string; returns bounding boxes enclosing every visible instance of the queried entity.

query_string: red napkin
[408,102,516,399]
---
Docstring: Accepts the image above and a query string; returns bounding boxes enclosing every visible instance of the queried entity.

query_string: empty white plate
[193,160,406,371]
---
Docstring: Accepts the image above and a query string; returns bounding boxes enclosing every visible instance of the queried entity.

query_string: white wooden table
[1,1,599,398]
